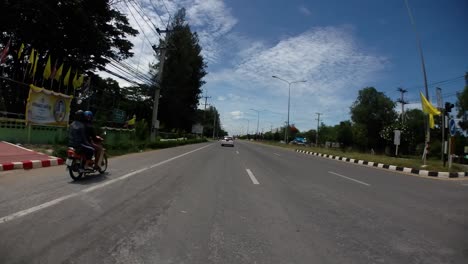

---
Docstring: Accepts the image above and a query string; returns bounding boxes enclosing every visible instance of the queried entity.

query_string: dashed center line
[246,169,260,185]
[328,171,370,186]
[236,151,239,154]
[273,153,281,156]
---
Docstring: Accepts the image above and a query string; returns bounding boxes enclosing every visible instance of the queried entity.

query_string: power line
[128,0,160,36]
[143,0,167,29]
[106,57,153,85]
[160,0,172,27]
[101,68,144,86]
[110,58,153,81]
[107,62,150,84]
[123,1,156,48]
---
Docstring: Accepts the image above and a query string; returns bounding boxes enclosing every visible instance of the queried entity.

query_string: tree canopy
[350,87,397,150]
[456,73,468,131]
[155,8,207,132]
[0,0,138,71]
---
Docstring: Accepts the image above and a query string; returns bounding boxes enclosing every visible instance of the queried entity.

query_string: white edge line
[246,169,260,185]
[328,171,370,186]
[0,143,213,224]
[0,193,78,224]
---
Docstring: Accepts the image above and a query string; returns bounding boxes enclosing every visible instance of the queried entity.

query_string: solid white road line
[0,143,213,225]
[236,151,239,154]
[328,171,371,186]
[273,153,281,156]
[246,169,260,185]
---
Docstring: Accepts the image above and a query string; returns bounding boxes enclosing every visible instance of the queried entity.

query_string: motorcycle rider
[68,110,95,170]
[83,110,103,170]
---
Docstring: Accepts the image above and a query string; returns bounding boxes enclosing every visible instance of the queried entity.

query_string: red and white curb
[295,149,468,178]
[0,158,64,171]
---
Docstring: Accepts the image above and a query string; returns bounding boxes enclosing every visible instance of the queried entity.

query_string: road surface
[0,141,467,263]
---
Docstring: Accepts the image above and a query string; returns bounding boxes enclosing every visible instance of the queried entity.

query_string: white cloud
[97,1,387,136]
[299,6,312,16]
[99,0,236,85]
[205,26,387,134]
[230,110,244,119]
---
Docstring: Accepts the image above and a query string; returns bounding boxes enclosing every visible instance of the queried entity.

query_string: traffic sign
[449,119,456,136]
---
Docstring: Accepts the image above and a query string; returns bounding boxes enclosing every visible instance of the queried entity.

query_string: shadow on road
[69,172,110,185]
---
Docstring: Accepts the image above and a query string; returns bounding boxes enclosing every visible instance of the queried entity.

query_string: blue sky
[103,0,468,135]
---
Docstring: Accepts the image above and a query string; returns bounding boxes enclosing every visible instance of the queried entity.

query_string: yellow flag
[32,55,39,77]
[420,92,441,129]
[43,55,52,79]
[63,66,72,86]
[128,115,136,125]
[72,71,78,89]
[28,49,35,75]
[54,63,63,81]
[76,74,84,89]
[28,49,35,64]
[18,43,24,59]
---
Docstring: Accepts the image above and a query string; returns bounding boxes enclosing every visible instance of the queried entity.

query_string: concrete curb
[295,149,468,178]
[0,158,64,171]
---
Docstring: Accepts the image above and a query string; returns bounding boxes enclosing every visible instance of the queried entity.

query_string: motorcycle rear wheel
[98,154,108,174]
[68,160,84,180]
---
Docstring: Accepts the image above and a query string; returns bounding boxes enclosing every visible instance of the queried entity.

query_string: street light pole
[272,76,307,143]
[404,0,431,165]
[287,83,291,143]
[250,108,261,139]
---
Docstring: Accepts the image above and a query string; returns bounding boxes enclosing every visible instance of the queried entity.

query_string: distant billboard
[192,123,203,134]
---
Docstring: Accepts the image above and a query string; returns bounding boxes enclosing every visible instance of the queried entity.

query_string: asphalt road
[0,140,467,264]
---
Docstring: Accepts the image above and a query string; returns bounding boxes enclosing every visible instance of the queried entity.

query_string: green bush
[52,145,68,159]
[135,119,150,141]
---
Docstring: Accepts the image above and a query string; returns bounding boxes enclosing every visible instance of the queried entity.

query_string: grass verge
[259,141,467,173]
[27,138,209,160]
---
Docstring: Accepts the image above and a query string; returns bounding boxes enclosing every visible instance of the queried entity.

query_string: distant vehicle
[221,136,234,147]
[290,137,308,146]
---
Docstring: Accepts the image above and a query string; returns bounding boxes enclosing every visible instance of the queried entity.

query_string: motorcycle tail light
[67,150,75,157]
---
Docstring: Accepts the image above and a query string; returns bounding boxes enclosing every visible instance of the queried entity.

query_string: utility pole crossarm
[397,87,409,123]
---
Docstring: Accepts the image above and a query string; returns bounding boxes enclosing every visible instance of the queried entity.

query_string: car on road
[290,137,308,146]
[221,136,234,147]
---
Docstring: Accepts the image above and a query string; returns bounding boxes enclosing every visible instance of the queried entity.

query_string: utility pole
[316,113,322,146]
[202,92,211,137]
[250,108,261,140]
[397,87,409,123]
[212,112,217,139]
[404,0,431,165]
[202,93,211,118]
[436,87,445,163]
[150,28,173,142]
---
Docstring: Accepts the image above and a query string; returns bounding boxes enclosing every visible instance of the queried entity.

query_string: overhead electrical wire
[108,59,152,83]
[123,1,156,49]
[107,63,149,84]
[127,0,160,36]
[160,0,172,27]
[146,0,168,28]
[108,58,153,83]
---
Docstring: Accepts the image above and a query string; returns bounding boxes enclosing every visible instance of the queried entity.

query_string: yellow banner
[25,85,73,126]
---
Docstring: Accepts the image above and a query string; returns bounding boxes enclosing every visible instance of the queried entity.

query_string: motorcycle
[66,138,108,180]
